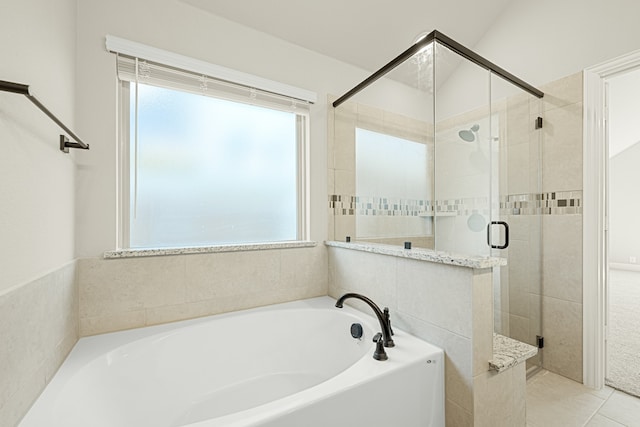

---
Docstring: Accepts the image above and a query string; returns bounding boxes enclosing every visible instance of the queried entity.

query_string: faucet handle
[383,307,394,336]
[372,332,388,361]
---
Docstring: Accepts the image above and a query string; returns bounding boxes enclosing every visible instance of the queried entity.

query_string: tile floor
[527,369,640,426]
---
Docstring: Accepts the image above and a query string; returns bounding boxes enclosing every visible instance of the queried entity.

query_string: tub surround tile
[397,258,473,338]
[490,333,538,373]
[79,309,147,336]
[185,250,280,301]
[280,247,328,291]
[329,247,397,309]
[327,245,490,421]
[80,255,187,318]
[79,246,328,336]
[325,240,506,269]
[0,261,78,427]
[0,362,48,427]
[394,312,473,413]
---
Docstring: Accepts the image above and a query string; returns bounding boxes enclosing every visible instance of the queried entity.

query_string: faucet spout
[335,293,395,348]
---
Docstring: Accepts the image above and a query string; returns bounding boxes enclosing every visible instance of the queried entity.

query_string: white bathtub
[19,297,444,427]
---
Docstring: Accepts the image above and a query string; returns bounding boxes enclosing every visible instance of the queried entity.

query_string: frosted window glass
[356,128,429,200]
[355,128,432,240]
[130,83,298,248]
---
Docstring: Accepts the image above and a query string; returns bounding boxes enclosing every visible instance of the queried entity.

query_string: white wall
[0,1,80,424]
[608,69,640,267]
[0,0,77,293]
[438,0,640,119]
[74,0,387,256]
[608,69,640,157]
[609,142,640,266]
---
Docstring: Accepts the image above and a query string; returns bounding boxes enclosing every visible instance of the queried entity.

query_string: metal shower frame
[332,29,543,108]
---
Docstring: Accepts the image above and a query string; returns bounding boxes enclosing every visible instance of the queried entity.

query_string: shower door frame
[332,30,543,109]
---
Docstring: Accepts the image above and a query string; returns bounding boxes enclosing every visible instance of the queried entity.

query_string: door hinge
[535,116,543,129]
[536,335,544,349]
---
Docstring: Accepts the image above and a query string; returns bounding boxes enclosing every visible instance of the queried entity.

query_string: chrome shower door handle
[487,221,509,249]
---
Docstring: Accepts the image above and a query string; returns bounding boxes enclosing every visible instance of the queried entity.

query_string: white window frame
[108,36,314,251]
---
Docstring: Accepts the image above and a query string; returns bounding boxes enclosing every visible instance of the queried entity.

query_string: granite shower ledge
[324,241,506,269]
[489,333,538,372]
[104,241,317,259]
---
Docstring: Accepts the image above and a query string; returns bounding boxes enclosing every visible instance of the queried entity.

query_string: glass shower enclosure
[329,30,545,369]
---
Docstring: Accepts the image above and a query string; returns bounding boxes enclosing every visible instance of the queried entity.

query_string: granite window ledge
[104,241,317,259]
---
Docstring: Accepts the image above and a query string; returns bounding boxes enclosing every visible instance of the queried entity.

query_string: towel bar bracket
[60,135,89,153]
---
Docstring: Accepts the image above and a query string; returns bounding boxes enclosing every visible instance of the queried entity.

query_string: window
[355,128,433,239]
[113,49,312,249]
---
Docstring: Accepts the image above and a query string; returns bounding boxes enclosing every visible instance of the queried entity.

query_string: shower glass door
[489,74,544,369]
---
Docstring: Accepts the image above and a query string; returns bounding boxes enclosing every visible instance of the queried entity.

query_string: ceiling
[181,0,515,74]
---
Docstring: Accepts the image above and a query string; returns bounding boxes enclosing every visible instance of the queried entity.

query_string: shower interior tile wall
[0,262,78,427]
[78,246,327,336]
[539,72,584,382]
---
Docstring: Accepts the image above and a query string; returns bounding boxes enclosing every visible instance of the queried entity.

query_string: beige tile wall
[473,363,527,427]
[78,246,328,336]
[538,72,584,382]
[328,246,495,427]
[0,261,78,427]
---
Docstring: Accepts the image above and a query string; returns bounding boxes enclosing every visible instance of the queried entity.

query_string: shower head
[458,124,480,142]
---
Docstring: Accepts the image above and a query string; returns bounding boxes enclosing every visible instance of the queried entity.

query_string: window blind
[116,55,311,113]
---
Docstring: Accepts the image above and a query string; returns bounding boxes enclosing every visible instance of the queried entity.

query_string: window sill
[104,241,317,259]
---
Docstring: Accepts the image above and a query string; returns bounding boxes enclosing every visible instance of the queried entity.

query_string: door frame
[583,49,640,389]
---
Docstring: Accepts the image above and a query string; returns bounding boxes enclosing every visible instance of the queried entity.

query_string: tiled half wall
[0,261,78,427]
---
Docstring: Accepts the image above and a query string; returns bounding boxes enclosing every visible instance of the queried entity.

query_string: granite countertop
[324,240,507,269]
[489,333,538,372]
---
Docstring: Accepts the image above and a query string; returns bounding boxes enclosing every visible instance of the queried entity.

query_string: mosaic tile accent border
[328,195,434,217]
[501,191,582,215]
[329,191,582,216]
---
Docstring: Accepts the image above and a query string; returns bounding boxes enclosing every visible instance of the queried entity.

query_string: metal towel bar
[0,80,89,153]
